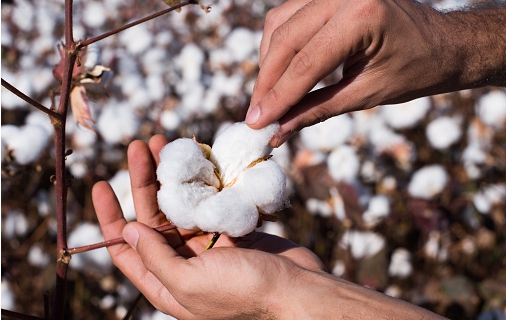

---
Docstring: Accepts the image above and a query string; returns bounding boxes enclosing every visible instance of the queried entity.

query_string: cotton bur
[156,122,288,237]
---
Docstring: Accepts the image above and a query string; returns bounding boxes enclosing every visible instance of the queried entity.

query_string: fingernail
[123,225,139,250]
[246,105,260,125]
[274,131,293,147]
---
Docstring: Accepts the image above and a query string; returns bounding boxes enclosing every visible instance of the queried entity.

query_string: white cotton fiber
[362,195,390,227]
[1,124,50,165]
[388,248,412,278]
[157,138,219,187]
[194,188,259,237]
[236,160,287,214]
[426,116,462,149]
[380,97,431,130]
[408,165,448,200]
[327,145,360,183]
[299,114,354,151]
[340,230,386,260]
[156,122,287,236]
[67,223,112,274]
[211,122,279,186]
[475,90,506,129]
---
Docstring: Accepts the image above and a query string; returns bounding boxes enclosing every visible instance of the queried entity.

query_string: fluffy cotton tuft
[157,122,287,237]
[67,223,112,274]
[299,114,354,151]
[388,248,412,278]
[380,97,431,130]
[362,195,390,227]
[475,90,506,129]
[426,116,462,149]
[340,230,386,260]
[210,122,279,186]
[327,145,360,183]
[1,124,51,165]
[408,165,448,200]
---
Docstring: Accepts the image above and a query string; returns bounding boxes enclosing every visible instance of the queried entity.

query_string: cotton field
[2,0,506,319]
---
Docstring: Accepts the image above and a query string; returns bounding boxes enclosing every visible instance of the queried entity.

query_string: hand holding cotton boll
[156,122,288,239]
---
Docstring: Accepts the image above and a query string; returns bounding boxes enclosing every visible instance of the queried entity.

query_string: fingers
[148,134,169,165]
[127,140,167,227]
[259,0,313,66]
[248,0,374,132]
[123,222,193,318]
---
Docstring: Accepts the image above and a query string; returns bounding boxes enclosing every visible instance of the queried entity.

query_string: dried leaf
[70,86,95,132]
[163,0,182,12]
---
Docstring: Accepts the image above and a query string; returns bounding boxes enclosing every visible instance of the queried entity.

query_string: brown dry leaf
[163,0,182,12]
[70,86,95,131]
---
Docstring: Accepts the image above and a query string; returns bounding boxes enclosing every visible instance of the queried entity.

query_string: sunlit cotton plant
[157,122,288,238]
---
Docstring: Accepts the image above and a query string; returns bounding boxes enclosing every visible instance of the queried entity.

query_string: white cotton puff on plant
[472,183,506,214]
[388,248,413,278]
[327,145,360,183]
[339,230,386,260]
[157,122,287,237]
[67,222,112,274]
[380,97,431,130]
[1,124,50,165]
[299,114,354,152]
[426,116,462,150]
[407,165,448,200]
[362,195,390,228]
[475,90,506,129]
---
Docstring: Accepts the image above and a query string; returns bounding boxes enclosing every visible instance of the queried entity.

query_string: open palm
[93,134,326,319]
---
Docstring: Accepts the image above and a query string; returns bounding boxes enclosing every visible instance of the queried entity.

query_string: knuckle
[264,6,284,29]
[291,50,313,77]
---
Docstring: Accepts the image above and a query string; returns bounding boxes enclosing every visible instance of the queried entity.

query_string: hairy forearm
[274,270,446,320]
[442,5,506,89]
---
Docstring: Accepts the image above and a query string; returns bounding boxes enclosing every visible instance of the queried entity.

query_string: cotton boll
[224,27,257,63]
[67,223,112,274]
[475,90,506,129]
[119,23,152,55]
[195,188,259,237]
[362,195,390,228]
[159,182,218,230]
[97,102,140,145]
[340,230,386,260]
[388,248,412,278]
[259,221,286,238]
[408,165,448,200]
[472,183,506,214]
[299,114,354,151]
[176,43,205,83]
[1,281,14,310]
[26,111,54,137]
[2,209,30,239]
[157,138,219,187]
[160,109,182,132]
[82,2,107,28]
[108,170,136,221]
[28,243,50,268]
[306,198,333,218]
[236,160,287,214]
[461,142,487,179]
[380,97,431,130]
[2,124,50,165]
[211,122,279,186]
[327,145,360,183]
[426,116,462,149]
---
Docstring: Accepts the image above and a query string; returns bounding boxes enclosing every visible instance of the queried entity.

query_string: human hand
[246,0,506,146]
[92,135,326,319]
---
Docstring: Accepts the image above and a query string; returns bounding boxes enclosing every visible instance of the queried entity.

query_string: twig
[1,310,46,320]
[204,232,221,251]
[1,78,61,121]
[77,1,199,49]
[66,223,177,255]
[122,292,144,320]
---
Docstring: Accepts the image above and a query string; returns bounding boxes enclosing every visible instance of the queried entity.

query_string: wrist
[442,7,506,89]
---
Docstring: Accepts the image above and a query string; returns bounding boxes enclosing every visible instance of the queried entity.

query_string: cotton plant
[157,122,288,237]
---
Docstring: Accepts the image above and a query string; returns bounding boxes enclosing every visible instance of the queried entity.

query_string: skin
[246,0,506,146]
[93,135,446,319]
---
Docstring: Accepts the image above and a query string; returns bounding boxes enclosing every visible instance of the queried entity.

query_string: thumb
[123,222,188,289]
